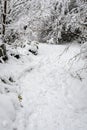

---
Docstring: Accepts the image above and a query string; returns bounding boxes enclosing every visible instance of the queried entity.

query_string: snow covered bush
[29,41,39,55]
[64,1,87,44]
[3,29,20,44]
[39,0,87,44]
[47,38,54,44]
[60,25,82,43]
[6,40,39,61]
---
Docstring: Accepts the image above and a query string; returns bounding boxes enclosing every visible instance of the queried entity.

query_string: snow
[0,43,87,130]
[0,94,16,130]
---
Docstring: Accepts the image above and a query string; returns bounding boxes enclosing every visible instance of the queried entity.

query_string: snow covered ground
[0,43,87,130]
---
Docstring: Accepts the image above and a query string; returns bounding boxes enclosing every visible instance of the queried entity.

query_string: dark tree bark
[2,0,7,35]
[0,44,8,63]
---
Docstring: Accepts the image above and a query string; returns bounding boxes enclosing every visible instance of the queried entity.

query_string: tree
[2,0,7,35]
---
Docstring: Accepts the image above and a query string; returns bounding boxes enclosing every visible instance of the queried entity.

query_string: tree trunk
[0,44,8,63]
[2,0,7,36]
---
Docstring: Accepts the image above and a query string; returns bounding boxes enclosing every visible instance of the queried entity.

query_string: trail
[15,44,87,130]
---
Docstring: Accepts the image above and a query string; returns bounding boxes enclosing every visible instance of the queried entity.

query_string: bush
[38,1,87,44]
[60,27,82,43]
[3,29,20,44]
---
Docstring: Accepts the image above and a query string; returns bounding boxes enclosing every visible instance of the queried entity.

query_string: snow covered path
[15,44,87,130]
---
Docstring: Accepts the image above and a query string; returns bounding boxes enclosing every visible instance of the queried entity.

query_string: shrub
[3,29,20,44]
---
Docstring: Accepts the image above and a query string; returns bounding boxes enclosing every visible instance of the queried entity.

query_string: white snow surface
[0,43,87,130]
